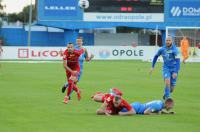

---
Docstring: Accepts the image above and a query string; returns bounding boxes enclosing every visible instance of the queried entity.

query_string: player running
[62,42,84,104]
[62,37,94,94]
[121,98,174,115]
[150,36,181,100]
[75,37,94,81]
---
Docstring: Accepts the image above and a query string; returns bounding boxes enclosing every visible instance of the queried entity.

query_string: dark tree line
[7,5,36,23]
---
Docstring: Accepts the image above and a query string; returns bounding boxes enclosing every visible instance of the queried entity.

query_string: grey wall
[94,33,138,46]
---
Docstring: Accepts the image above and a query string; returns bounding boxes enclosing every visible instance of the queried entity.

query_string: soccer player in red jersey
[96,94,136,116]
[62,42,84,104]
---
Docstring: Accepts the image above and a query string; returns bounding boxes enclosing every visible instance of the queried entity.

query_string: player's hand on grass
[105,110,111,116]
[105,113,111,116]
[169,111,175,114]
[161,110,175,115]
[118,112,123,115]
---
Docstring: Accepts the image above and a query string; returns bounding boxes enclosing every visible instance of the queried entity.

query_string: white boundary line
[0,61,62,63]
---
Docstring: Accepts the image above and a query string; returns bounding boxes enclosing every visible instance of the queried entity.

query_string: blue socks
[65,82,69,88]
[164,86,170,99]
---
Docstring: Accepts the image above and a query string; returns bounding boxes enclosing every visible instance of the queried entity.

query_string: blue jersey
[75,46,86,71]
[152,44,180,73]
[121,100,164,114]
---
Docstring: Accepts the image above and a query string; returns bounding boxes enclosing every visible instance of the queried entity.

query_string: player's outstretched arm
[119,108,135,116]
[152,55,159,68]
[149,54,160,75]
[150,48,162,75]
[143,108,161,115]
[96,102,109,115]
[149,55,158,75]
[144,108,153,115]
[85,48,94,61]
[160,109,175,115]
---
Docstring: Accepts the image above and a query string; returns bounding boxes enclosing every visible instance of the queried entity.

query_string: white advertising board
[1,46,156,60]
[1,46,200,62]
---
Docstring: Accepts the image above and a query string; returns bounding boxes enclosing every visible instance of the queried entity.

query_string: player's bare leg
[91,92,103,99]
[70,75,81,101]
[73,84,81,101]
[96,109,105,115]
[63,79,74,104]
[92,93,104,102]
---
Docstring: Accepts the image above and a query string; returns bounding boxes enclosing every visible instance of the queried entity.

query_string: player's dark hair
[68,42,74,45]
[165,98,174,104]
[114,95,121,101]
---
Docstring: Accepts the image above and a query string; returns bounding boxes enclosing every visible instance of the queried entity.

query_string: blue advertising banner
[165,0,200,22]
[38,0,164,22]
[38,0,83,21]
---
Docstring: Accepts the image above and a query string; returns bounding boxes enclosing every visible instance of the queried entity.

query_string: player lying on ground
[91,88,123,103]
[62,37,94,96]
[150,36,181,100]
[96,94,136,116]
[62,42,84,104]
[121,98,174,115]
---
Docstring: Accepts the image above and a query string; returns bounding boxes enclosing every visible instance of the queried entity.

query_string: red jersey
[63,49,84,70]
[102,93,112,102]
[105,96,132,115]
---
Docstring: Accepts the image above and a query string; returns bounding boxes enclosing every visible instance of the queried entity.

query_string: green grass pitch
[0,61,200,132]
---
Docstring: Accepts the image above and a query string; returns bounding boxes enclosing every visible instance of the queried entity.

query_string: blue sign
[165,0,200,22]
[38,0,83,21]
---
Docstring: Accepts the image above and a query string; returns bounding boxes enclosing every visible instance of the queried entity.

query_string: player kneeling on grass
[96,94,136,116]
[91,88,123,103]
[121,98,174,115]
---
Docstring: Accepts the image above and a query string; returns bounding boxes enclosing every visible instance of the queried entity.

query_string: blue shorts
[162,68,178,87]
[77,70,83,82]
[121,102,145,114]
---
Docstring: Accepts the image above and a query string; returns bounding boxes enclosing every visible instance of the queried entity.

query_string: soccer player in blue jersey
[75,37,94,81]
[62,37,94,94]
[121,98,174,115]
[150,36,181,100]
